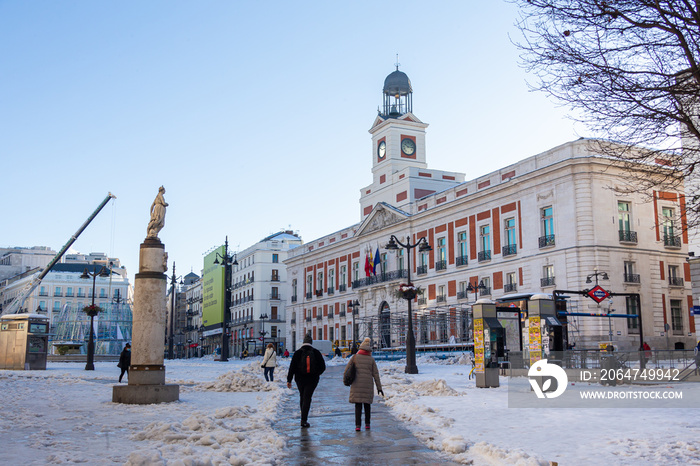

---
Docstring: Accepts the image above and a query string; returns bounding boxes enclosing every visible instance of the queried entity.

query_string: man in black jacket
[287,334,326,427]
[118,343,131,383]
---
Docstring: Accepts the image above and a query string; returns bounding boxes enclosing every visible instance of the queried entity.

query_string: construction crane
[1,193,117,316]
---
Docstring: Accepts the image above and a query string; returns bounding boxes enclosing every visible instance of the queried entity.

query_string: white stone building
[0,246,56,283]
[229,231,302,356]
[285,68,695,353]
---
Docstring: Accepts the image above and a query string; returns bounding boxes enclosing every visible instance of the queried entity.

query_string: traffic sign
[587,285,610,304]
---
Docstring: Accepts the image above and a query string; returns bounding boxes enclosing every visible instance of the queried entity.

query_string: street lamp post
[213,236,237,362]
[168,262,183,360]
[348,299,360,347]
[385,235,432,374]
[466,279,486,302]
[80,266,109,371]
[260,313,268,353]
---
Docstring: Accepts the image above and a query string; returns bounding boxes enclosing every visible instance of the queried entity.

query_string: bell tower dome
[381,66,413,118]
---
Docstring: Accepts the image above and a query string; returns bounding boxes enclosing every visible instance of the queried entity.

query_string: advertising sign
[202,246,225,328]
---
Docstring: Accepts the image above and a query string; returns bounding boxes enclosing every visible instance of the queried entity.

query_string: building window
[341,325,347,341]
[670,299,683,334]
[397,249,405,271]
[271,325,277,338]
[626,296,639,332]
[503,218,517,256]
[480,277,491,296]
[328,269,335,291]
[292,279,298,301]
[505,272,517,293]
[618,201,638,243]
[66,287,73,297]
[353,262,359,281]
[306,275,313,299]
[318,328,323,341]
[539,206,555,247]
[541,265,555,287]
[53,301,61,312]
[271,287,279,300]
[39,301,46,311]
[623,261,640,283]
[39,286,47,297]
[417,252,428,275]
[478,225,491,262]
[662,207,681,247]
[668,265,683,286]
[436,237,447,270]
[380,253,388,275]
[272,253,279,263]
[53,286,62,297]
[271,269,279,281]
[437,285,446,302]
[456,231,468,266]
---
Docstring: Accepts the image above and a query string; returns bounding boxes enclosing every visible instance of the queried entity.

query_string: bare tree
[511,0,700,227]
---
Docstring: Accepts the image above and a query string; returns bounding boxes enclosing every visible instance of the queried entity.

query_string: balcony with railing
[291,295,297,303]
[478,250,491,262]
[269,293,281,301]
[457,290,467,300]
[316,314,323,321]
[436,295,446,303]
[456,255,468,267]
[327,287,334,295]
[623,273,641,284]
[416,265,428,276]
[306,292,312,299]
[541,276,556,287]
[53,292,63,297]
[504,283,517,293]
[351,269,409,289]
[290,318,296,325]
[305,316,312,322]
[65,292,74,297]
[502,244,517,257]
[271,274,280,282]
[664,235,681,249]
[339,310,346,318]
[539,235,556,248]
[435,260,447,271]
[480,287,491,296]
[669,277,684,287]
[77,292,86,298]
[39,291,48,297]
[339,284,347,292]
[619,230,638,244]
[315,289,323,297]
[327,312,334,320]
[417,297,427,305]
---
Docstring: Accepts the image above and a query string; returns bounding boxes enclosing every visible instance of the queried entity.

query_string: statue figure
[147,186,168,239]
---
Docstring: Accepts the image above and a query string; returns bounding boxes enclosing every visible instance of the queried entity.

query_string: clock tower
[360,67,464,218]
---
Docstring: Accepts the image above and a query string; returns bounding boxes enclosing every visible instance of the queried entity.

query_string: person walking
[344,337,383,431]
[118,343,131,383]
[261,343,277,382]
[694,340,700,375]
[287,334,326,427]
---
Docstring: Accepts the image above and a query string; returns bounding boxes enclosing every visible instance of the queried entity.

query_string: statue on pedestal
[147,186,168,239]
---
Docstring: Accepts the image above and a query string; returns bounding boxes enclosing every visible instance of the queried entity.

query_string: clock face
[377,141,386,159]
[401,138,416,156]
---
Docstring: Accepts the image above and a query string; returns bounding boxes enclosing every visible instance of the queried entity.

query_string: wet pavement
[274,365,460,465]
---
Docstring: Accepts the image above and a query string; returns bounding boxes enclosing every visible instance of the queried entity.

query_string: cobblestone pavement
[274,365,460,465]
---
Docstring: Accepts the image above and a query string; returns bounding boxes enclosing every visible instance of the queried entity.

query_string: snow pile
[128,405,286,465]
[196,361,283,392]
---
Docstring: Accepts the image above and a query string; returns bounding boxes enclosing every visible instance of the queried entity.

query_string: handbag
[343,357,356,386]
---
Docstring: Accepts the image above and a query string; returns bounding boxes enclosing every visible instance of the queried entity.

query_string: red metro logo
[587,285,610,304]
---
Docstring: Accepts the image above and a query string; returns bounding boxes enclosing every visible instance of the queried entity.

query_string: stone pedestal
[113,238,179,404]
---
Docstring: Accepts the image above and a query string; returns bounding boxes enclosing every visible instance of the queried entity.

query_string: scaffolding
[356,303,473,352]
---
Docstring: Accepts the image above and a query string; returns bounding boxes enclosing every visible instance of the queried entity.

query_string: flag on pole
[364,246,373,277]
[373,245,381,276]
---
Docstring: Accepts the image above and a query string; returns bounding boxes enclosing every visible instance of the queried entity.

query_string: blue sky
[0,1,582,282]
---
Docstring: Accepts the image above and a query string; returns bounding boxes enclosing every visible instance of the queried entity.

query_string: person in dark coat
[287,334,326,427]
[344,337,383,431]
[350,342,358,355]
[118,343,131,383]
[334,346,342,358]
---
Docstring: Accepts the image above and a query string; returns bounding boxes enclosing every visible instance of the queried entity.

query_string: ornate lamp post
[466,279,486,302]
[348,299,360,346]
[213,237,237,362]
[260,313,268,353]
[385,235,432,374]
[168,263,183,360]
[80,265,109,370]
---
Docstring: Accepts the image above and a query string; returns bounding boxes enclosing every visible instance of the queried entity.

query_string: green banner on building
[202,246,225,328]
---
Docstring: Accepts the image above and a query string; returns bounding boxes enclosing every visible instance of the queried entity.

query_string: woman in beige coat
[261,343,277,381]
[344,337,383,431]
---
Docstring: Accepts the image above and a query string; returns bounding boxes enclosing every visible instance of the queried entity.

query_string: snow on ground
[1,354,699,465]
[378,354,700,465]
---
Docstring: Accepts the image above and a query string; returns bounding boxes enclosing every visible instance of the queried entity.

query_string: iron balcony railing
[327,287,334,295]
[619,230,638,243]
[478,250,491,262]
[541,276,556,287]
[291,295,297,303]
[416,265,428,275]
[435,260,447,271]
[339,284,347,292]
[669,277,684,287]
[502,244,517,257]
[664,235,681,248]
[351,269,409,289]
[269,294,281,300]
[623,273,640,283]
[456,255,468,266]
[339,311,346,317]
[539,235,556,248]
[417,297,427,305]
[504,283,517,293]
[306,292,312,299]
[315,290,323,297]
[480,287,491,296]
[290,318,296,324]
[436,295,446,303]
[457,290,467,299]
[316,314,322,320]
[305,316,312,322]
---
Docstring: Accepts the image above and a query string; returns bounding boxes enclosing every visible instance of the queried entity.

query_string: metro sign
[587,285,610,303]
